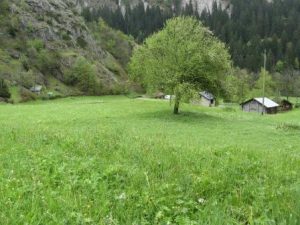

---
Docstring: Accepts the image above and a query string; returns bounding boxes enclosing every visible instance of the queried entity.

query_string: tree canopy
[129,17,231,114]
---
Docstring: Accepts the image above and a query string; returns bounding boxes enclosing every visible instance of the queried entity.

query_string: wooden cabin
[30,85,43,95]
[279,99,293,111]
[199,91,215,107]
[241,97,279,114]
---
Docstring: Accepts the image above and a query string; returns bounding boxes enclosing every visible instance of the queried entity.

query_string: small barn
[30,85,43,95]
[199,91,215,107]
[279,99,293,111]
[241,97,279,114]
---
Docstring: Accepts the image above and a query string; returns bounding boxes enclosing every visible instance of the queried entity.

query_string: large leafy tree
[129,17,231,114]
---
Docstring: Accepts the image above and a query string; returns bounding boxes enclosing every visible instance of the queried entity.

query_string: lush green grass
[0,96,299,224]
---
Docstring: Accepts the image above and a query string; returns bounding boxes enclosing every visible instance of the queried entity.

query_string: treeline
[202,0,300,72]
[81,0,300,73]
[81,3,171,43]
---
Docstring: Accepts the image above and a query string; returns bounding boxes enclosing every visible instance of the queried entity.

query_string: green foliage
[0,0,9,15]
[224,68,251,103]
[27,39,45,52]
[76,37,88,48]
[0,96,299,224]
[19,87,37,102]
[26,44,62,77]
[129,17,230,113]
[65,56,97,94]
[0,78,11,98]
[18,70,35,88]
[88,20,135,67]
[250,68,276,97]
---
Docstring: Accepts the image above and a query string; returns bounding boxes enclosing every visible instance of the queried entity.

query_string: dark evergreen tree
[81,0,300,72]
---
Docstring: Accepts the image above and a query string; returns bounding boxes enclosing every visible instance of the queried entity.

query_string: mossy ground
[0,96,299,224]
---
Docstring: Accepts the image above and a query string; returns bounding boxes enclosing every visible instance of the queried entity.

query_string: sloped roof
[30,85,43,92]
[242,97,279,108]
[254,97,279,108]
[200,91,214,100]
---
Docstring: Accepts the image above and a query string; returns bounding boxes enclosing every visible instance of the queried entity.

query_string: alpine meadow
[0,97,299,224]
[1,0,300,224]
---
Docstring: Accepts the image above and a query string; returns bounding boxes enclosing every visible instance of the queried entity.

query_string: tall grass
[0,96,299,224]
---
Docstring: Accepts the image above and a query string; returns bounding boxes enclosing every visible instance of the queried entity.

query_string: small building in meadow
[199,91,215,107]
[279,99,293,111]
[154,91,165,99]
[241,97,279,114]
[30,85,43,95]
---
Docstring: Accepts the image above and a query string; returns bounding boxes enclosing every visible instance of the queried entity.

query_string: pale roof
[30,85,43,92]
[200,91,214,100]
[254,97,279,108]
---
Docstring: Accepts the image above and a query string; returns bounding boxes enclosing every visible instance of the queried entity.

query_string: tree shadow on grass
[133,109,224,125]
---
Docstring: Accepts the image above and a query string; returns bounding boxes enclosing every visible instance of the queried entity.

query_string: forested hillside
[84,0,300,72]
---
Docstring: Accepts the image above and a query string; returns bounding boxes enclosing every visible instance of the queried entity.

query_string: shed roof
[242,97,279,108]
[200,91,214,100]
[30,85,43,92]
[281,99,293,105]
[254,97,279,108]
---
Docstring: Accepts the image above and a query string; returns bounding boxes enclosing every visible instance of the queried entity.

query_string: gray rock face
[181,0,230,12]
[11,0,125,86]
[17,0,95,50]
[74,0,230,13]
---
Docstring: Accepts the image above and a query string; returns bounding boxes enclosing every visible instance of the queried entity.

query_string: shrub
[19,70,35,88]
[77,37,87,48]
[0,79,11,99]
[28,49,61,76]
[65,56,97,94]
[27,39,45,52]
[20,87,37,102]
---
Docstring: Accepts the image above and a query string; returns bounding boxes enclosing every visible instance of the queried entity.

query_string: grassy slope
[0,97,299,224]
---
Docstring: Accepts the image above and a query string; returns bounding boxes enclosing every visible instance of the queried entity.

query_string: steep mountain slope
[0,0,134,102]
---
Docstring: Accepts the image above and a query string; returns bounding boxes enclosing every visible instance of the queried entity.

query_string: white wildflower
[198,198,206,204]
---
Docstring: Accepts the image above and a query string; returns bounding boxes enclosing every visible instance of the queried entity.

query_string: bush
[295,103,300,108]
[28,49,61,76]
[0,79,11,99]
[27,39,45,52]
[77,37,87,48]
[65,56,97,94]
[20,87,37,102]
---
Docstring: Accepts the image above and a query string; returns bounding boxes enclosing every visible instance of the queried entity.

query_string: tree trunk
[173,97,180,114]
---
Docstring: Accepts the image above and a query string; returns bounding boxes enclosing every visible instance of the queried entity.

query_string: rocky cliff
[75,0,230,12]
[0,0,133,101]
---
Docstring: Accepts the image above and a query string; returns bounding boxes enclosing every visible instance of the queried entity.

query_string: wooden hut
[241,97,279,114]
[199,91,215,107]
[154,91,165,99]
[30,85,43,95]
[279,99,293,111]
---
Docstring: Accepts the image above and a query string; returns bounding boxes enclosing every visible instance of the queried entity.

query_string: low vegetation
[0,96,299,224]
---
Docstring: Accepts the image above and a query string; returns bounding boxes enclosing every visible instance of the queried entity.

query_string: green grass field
[0,96,299,224]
